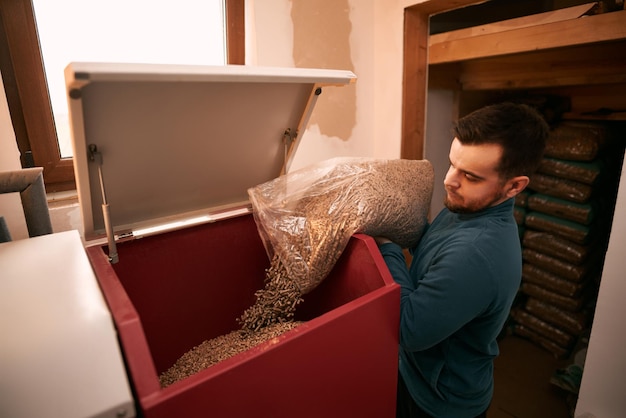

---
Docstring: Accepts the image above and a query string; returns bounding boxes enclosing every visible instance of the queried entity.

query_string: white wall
[575,157,626,417]
[424,90,455,215]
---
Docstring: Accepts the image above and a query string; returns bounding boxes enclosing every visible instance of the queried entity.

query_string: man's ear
[505,175,530,198]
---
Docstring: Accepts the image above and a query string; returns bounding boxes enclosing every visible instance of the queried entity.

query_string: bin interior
[105,213,389,376]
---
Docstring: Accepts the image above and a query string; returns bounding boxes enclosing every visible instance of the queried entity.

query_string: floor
[488,335,575,418]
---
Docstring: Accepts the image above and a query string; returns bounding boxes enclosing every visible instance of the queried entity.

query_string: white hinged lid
[65,62,356,243]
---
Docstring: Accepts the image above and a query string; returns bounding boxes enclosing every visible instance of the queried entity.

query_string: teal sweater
[379,198,521,417]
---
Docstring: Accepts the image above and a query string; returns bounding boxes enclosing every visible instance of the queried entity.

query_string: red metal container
[66,63,400,418]
[87,216,399,418]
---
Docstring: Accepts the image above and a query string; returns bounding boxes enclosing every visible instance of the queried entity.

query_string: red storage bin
[66,63,400,417]
[87,215,399,418]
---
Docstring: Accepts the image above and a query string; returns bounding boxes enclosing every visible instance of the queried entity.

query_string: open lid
[66,62,356,243]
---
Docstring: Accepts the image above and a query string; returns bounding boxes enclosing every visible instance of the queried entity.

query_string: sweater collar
[454,197,515,221]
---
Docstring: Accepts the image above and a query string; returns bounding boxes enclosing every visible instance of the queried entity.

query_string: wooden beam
[401,8,430,160]
[429,2,597,45]
[429,9,626,64]
[401,0,485,160]
[455,41,626,90]
[409,0,488,16]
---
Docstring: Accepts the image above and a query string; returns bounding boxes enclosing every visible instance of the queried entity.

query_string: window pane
[33,0,226,158]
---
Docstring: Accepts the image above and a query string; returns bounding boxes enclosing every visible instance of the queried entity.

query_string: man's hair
[452,102,549,179]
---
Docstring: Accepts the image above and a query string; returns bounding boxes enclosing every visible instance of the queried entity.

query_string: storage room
[1,1,625,418]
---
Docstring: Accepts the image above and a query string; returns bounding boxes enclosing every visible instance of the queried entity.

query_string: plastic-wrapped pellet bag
[538,157,603,185]
[522,230,591,265]
[544,121,608,162]
[239,157,434,332]
[249,156,434,295]
[528,173,592,203]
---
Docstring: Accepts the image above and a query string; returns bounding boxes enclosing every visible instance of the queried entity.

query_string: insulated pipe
[0,167,53,239]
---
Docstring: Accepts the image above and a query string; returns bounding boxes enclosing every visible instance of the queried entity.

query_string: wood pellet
[238,255,304,332]
[160,257,303,388]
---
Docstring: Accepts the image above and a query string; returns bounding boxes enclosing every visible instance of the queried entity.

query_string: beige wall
[248,0,411,170]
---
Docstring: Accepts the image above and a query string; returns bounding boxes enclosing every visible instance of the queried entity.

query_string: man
[376,102,549,417]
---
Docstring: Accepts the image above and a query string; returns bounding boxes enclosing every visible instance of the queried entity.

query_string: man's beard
[444,189,507,214]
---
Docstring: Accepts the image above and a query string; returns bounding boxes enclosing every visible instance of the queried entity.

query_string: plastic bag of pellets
[248,156,434,295]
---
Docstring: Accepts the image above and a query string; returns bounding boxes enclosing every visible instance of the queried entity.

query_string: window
[0,0,244,192]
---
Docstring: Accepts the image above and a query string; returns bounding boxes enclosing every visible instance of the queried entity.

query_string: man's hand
[373,236,392,245]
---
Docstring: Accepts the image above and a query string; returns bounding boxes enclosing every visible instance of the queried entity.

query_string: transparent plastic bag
[248,156,434,294]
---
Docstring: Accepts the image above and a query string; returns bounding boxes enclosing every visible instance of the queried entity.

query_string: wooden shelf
[429,2,597,45]
[544,84,626,121]
[429,9,626,65]
[402,1,626,160]
[428,7,626,97]
[430,40,626,91]
[562,112,626,121]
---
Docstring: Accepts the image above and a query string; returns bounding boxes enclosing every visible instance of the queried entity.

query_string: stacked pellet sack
[512,121,624,358]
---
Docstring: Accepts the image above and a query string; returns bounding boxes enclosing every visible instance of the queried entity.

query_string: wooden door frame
[401,0,483,160]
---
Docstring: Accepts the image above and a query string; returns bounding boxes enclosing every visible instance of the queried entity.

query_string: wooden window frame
[0,0,244,192]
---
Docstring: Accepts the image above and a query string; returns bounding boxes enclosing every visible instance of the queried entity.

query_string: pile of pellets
[159,257,302,388]
[158,157,434,388]
[159,321,301,387]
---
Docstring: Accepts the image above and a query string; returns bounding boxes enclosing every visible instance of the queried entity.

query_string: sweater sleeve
[398,242,497,352]
[378,242,409,286]
[378,242,414,292]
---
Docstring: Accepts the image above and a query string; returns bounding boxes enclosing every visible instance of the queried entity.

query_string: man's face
[443,138,510,214]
